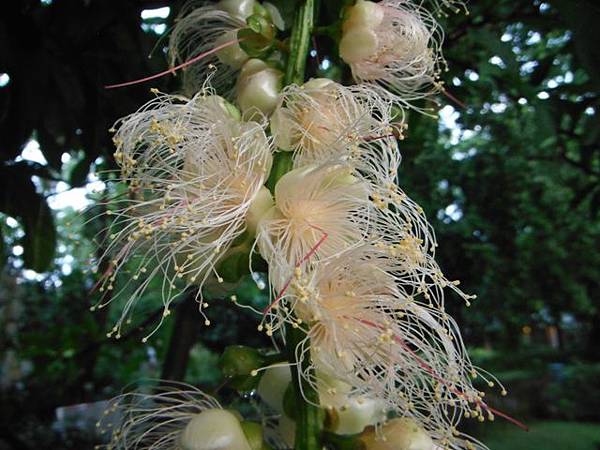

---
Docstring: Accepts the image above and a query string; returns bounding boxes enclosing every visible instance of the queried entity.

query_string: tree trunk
[160,292,201,381]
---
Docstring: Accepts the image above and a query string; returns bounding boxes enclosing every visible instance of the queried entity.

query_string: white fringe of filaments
[284,247,499,450]
[349,0,446,110]
[96,381,221,450]
[168,2,246,97]
[272,81,405,184]
[94,90,272,342]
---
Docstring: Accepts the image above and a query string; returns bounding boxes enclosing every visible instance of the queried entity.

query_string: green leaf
[477,29,519,73]
[550,0,600,88]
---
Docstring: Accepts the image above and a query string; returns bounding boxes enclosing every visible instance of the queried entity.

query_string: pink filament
[262,224,329,316]
[104,38,243,89]
[359,318,529,432]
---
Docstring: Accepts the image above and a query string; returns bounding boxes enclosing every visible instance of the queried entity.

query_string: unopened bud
[236,59,283,118]
[246,186,275,235]
[360,417,435,450]
[215,31,249,69]
[256,365,291,412]
[180,409,252,450]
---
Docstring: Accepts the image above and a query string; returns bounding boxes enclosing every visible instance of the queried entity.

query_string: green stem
[278,2,323,448]
[284,0,315,86]
[286,324,324,450]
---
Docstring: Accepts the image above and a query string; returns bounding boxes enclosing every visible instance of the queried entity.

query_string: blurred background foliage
[0,0,599,449]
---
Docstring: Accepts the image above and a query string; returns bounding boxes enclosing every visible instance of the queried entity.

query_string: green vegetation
[475,421,600,450]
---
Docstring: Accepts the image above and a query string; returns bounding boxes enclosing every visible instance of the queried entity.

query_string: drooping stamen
[105,38,244,89]
[262,224,329,316]
[359,318,529,432]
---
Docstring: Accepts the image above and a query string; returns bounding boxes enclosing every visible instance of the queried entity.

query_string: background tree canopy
[0,0,599,449]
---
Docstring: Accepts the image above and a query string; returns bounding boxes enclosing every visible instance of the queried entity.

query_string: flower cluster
[339,0,445,107]
[97,1,509,449]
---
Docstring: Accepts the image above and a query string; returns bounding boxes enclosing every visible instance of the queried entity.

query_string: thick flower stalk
[339,0,445,107]
[96,91,272,340]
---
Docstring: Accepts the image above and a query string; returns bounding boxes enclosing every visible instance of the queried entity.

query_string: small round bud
[219,345,265,378]
[360,417,435,450]
[215,31,249,69]
[236,59,283,118]
[342,0,385,33]
[256,365,291,412]
[246,186,275,234]
[180,409,252,450]
[237,14,276,58]
[339,27,379,64]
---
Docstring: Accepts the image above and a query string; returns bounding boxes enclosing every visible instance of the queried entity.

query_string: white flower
[97,382,253,450]
[96,91,272,340]
[271,79,404,182]
[255,162,372,292]
[339,0,445,108]
[271,246,500,449]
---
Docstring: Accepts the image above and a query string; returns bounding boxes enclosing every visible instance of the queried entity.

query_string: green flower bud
[240,421,264,450]
[238,14,276,58]
[220,345,265,378]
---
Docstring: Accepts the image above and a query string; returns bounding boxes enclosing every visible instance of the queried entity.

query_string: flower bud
[360,418,436,450]
[238,15,276,58]
[236,59,283,118]
[339,27,379,64]
[263,2,285,30]
[319,374,386,436]
[180,409,252,450]
[256,365,291,412]
[342,0,385,32]
[246,186,275,235]
[216,30,250,69]
[326,396,386,436]
[217,0,257,20]
[240,421,264,450]
[219,345,265,378]
[338,0,443,103]
[339,1,383,64]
